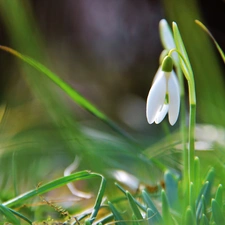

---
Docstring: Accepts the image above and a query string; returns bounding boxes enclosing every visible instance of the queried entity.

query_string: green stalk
[188,79,196,185]
[169,48,196,198]
[184,76,196,210]
[169,33,196,206]
[177,65,188,194]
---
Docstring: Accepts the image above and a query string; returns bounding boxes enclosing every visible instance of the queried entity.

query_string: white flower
[146,66,180,126]
[159,19,179,66]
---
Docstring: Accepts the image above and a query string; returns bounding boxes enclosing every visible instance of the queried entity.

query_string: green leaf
[115,182,146,211]
[147,208,161,225]
[212,199,225,225]
[196,167,215,213]
[161,190,174,225]
[126,191,143,221]
[164,171,178,209]
[172,22,192,80]
[88,175,106,224]
[92,213,114,225]
[189,182,195,211]
[199,214,209,225]
[215,184,223,210]
[195,20,225,63]
[132,214,140,225]
[0,45,134,141]
[3,171,101,208]
[108,201,125,225]
[204,167,215,203]
[194,156,200,194]
[0,204,20,225]
[8,208,32,225]
[196,194,206,222]
[184,206,196,225]
[142,190,163,223]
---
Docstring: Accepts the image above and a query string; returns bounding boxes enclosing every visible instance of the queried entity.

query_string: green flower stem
[189,103,196,182]
[169,48,196,205]
[176,66,188,193]
[187,64,196,186]
[184,70,196,208]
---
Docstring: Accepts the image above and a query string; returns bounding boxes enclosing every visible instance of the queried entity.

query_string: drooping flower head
[146,56,180,125]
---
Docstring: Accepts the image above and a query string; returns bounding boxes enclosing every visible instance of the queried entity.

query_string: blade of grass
[211,199,225,225]
[0,45,133,141]
[0,204,20,225]
[195,20,225,63]
[161,189,174,225]
[199,214,209,225]
[88,175,106,224]
[115,182,146,211]
[92,213,114,225]
[108,201,126,225]
[126,191,143,221]
[147,208,160,225]
[215,184,223,210]
[3,171,101,208]
[184,206,196,225]
[8,208,32,225]
[142,190,163,223]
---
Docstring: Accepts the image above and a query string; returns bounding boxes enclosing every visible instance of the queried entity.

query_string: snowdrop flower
[159,19,179,66]
[146,56,180,125]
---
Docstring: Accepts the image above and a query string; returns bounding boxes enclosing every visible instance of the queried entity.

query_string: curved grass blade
[0,204,20,225]
[3,171,101,208]
[211,199,224,225]
[141,190,162,222]
[126,191,143,221]
[88,175,106,224]
[0,45,134,141]
[108,201,126,225]
[195,20,225,63]
[8,208,32,225]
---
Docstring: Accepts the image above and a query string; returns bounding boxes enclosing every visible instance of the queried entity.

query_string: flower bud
[162,56,173,72]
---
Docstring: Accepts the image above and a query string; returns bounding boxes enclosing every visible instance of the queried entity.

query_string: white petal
[159,19,175,50]
[155,104,169,124]
[146,71,167,124]
[152,66,162,83]
[159,19,179,65]
[168,71,180,125]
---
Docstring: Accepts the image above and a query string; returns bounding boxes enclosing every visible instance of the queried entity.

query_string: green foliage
[0,204,21,225]
[184,207,196,225]
[161,190,174,225]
